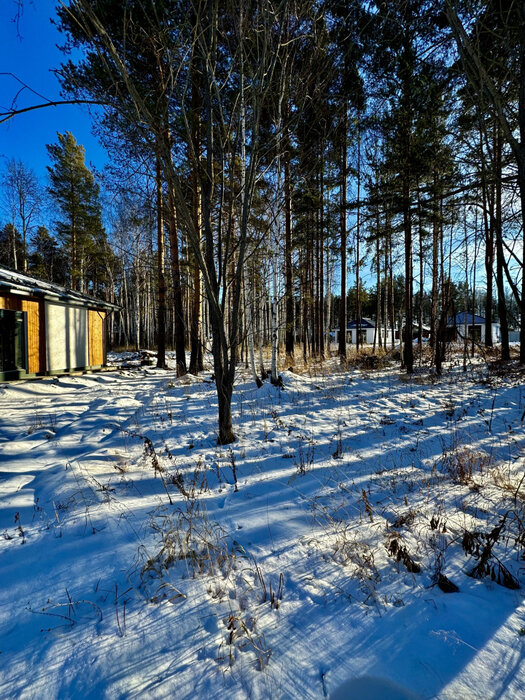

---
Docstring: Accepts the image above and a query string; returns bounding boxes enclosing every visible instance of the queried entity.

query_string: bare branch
[0,98,107,124]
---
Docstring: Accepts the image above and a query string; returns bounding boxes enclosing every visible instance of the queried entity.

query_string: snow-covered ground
[1,354,524,699]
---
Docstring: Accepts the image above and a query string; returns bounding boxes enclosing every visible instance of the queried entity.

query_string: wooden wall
[88,309,106,366]
[22,300,44,374]
[0,294,45,374]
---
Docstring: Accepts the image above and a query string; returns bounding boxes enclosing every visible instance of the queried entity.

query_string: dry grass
[440,447,492,485]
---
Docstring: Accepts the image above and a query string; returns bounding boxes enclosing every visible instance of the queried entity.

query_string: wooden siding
[88,310,106,366]
[21,299,44,374]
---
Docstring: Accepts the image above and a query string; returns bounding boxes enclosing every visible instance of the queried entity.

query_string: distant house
[333,318,394,346]
[446,312,501,344]
[395,323,431,342]
[0,267,118,381]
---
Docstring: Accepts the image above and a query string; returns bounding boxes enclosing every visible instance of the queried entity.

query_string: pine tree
[47,131,105,292]
[371,0,449,373]
[56,0,302,443]
[29,226,68,284]
[445,0,525,362]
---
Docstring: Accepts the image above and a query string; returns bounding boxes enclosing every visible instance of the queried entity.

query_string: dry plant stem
[229,447,239,492]
[143,437,175,504]
[28,591,103,628]
[115,583,128,637]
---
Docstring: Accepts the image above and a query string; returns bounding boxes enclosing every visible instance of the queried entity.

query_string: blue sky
[0,0,107,183]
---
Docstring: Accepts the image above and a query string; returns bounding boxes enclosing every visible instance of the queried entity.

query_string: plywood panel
[21,299,41,374]
[45,303,67,371]
[46,302,88,371]
[88,310,105,366]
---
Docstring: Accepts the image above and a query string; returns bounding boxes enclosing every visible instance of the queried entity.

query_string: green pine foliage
[29,226,68,285]
[46,131,108,293]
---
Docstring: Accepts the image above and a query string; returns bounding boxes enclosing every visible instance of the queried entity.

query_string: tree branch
[0,99,107,124]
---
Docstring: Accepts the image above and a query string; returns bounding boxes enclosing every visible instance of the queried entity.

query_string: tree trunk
[355,124,361,351]
[338,116,348,360]
[478,127,495,349]
[417,189,424,364]
[189,254,203,373]
[388,223,395,350]
[245,275,262,387]
[319,143,325,359]
[494,127,510,360]
[430,169,440,356]
[519,6,525,364]
[213,332,235,444]
[71,205,77,290]
[284,120,294,362]
[155,152,167,369]
[403,172,413,373]
[167,184,187,376]
[189,59,203,375]
[375,234,381,352]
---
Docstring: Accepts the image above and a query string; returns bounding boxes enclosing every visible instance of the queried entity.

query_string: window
[468,325,481,342]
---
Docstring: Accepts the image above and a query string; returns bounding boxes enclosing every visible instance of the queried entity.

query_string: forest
[1,0,524,443]
[2,4,525,698]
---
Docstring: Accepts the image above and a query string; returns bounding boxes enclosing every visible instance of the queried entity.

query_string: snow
[1,354,524,699]
[0,266,118,310]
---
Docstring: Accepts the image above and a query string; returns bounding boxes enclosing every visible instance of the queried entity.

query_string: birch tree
[2,158,41,273]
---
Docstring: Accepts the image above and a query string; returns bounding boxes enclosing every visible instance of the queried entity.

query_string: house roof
[447,312,487,326]
[0,266,119,311]
[347,318,375,329]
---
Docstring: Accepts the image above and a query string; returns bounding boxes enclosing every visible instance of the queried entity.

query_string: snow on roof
[0,266,119,311]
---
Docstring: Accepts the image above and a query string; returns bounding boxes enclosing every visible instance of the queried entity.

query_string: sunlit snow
[1,353,524,699]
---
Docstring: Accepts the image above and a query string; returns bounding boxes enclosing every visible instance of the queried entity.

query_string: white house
[333,318,394,346]
[447,312,501,344]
